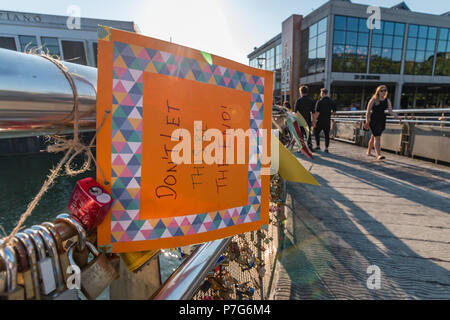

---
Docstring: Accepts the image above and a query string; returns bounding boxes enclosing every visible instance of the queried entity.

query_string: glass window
[384,22,394,35]
[357,46,368,56]
[425,51,434,61]
[439,28,448,40]
[317,46,326,59]
[372,34,382,47]
[41,37,60,56]
[393,36,404,49]
[347,17,358,32]
[359,19,369,33]
[334,16,346,30]
[383,35,393,48]
[426,39,435,51]
[392,49,402,61]
[358,33,369,46]
[0,37,17,51]
[93,42,98,67]
[405,24,437,75]
[19,35,37,52]
[408,24,418,38]
[310,23,318,38]
[418,25,428,38]
[417,38,426,50]
[373,21,383,34]
[435,28,450,76]
[308,16,327,75]
[346,32,357,45]
[332,16,369,73]
[438,40,447,52]
[318,18,327,34]
[382,48,392,59]
[369,20,405,74]
[371,47,381,56]
[345,45,356,55]
[61,40,87,65]
[428,27,437,39]
[405,50,415,61]
[407,37,417,50]
[275,43,282,69]
[415,50,425,62]
[394,23,405,36]
[334,30,345,44]
[317,32,326,47]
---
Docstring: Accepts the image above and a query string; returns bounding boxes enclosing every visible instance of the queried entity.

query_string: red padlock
[67,177,113,231]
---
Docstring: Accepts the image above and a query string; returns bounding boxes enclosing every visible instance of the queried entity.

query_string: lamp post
[256,57,266,69]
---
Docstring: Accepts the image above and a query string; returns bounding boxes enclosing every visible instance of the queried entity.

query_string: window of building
[435,27,450,76]
[308,16,327,75]
[369,20,405,74]
[300,29,309,77]
[19,35,38,52]
[0,36,17,51]
[332,15,369,73]
[61,40,87,65]
[41,37,61,57]
[266,47,275,71]
[275,43,282,69]
[93,42,98,67]
[404,24,436,75]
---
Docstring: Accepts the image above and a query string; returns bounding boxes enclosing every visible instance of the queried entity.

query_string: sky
[1,0,449,64]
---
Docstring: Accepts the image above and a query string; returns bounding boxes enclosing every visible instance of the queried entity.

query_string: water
[0,152,183,298]
[0,152,94,234]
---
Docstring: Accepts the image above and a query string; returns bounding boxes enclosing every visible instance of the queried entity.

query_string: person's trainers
[314,146,321,151]
[324,148,329,153]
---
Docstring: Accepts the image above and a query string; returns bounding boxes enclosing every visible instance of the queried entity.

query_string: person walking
[294,86,315,150]
[312,88,336,153]
[364,85,402,160]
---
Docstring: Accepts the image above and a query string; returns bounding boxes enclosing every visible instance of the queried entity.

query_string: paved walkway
[272,141,450,299]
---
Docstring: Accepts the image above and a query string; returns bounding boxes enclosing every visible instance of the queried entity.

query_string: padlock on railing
[67,177,113,231]
[67,241,119,300]
[55,213,89,268]
[15,232,41,300]
[0,240,25,300]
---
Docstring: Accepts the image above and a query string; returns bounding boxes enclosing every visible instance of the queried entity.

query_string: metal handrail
[334,108,450,115]
[152,237,231,300]
[332,108,450,126]
[332,118,450,125]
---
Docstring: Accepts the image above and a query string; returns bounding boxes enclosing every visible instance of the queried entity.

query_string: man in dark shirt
[294,86,315,150]
[313,88,336,153]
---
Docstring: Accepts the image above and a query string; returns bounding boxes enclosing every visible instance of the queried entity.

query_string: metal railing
[152,238,231,300]
[332,108,450,125]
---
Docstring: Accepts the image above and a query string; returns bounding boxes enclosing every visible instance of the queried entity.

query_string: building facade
[248,0,450,110]
[0,9,138,67]
[248,34,283,104]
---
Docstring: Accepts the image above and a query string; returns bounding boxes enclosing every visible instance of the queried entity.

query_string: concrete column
[393,82,403,110]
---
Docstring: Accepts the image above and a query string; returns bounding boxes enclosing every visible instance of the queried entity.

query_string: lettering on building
[354,75,381,80]
[0,11,42,23]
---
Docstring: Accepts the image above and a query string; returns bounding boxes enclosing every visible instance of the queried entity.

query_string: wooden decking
[272,141,450,299]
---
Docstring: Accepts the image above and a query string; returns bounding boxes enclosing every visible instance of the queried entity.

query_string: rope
[0,52,109,248]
